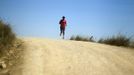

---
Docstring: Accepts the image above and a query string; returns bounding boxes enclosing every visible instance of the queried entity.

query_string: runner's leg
[60,26,62,36]
[63,27,65,39]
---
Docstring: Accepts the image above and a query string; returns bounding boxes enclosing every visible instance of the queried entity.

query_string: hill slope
[10,38,134,75]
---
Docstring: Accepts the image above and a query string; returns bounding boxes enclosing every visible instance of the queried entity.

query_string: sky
[0,0,134,39]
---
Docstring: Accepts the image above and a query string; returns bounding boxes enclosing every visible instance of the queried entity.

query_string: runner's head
[62,16,65,19]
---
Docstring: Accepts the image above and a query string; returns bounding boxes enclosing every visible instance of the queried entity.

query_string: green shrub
[98,34,131,47]
[70,35,95,42]
[0,20,16,49]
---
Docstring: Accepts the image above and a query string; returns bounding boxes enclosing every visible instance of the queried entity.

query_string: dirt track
[11,38,134,75]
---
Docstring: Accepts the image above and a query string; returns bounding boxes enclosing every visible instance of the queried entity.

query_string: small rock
[9,50,13,54]
[0,61,7,69]
[2,63,6,69]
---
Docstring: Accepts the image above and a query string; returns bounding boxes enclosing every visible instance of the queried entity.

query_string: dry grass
[70,35,95,42]
[0,19,24,74]
[70,34,134,48]
[98,34,132,47]
[0,20,16,56]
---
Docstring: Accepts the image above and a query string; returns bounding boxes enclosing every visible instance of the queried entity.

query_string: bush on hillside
[129,41,134,48]
[98,34,131,47]
[70,35,95,42]
[0,20,16,50]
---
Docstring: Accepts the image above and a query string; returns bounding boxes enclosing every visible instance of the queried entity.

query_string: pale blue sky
[0,0,134,39]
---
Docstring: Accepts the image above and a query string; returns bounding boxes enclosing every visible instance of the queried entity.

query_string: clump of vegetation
[129,41,134,48]
[70,35,95,42]
[98,34,131,47]
[0,20,16,56]
[0,19,24,73]
[70,34,134,48]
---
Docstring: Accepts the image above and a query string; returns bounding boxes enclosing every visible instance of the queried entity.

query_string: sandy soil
[10,38,134,75]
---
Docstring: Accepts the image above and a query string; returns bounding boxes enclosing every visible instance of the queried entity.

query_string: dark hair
[62,16,65,18]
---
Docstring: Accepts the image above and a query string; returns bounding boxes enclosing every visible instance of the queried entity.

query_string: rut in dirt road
[22,40,45,75]
[10,38,134,75]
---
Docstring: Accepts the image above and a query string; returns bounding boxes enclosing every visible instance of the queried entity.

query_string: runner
[59,16,67,39]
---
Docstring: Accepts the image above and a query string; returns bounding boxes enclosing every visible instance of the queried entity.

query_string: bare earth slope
[11,38,134,75]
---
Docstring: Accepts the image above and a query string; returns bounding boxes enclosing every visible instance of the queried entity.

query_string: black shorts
[60,26,65,32]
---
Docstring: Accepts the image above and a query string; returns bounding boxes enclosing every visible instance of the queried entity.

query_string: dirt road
[10,38,134,75]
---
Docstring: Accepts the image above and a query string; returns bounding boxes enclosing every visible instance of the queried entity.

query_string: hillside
[10,38,134,75]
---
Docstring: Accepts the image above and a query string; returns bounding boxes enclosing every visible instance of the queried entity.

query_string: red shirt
[59,19,67,28]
